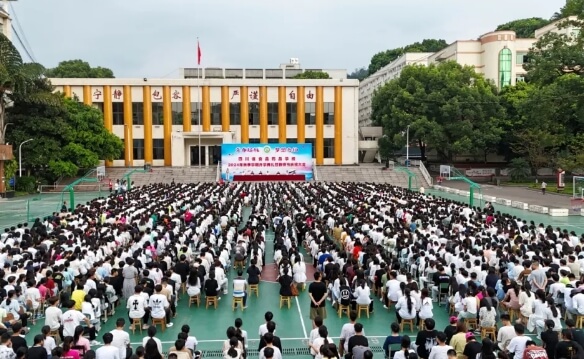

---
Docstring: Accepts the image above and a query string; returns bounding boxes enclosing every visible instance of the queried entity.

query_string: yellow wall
[221,86,230,132]
[202,86,211,132]
[83,85,92,105]
[315,86,324,165]
[103,86,113,167]
[123,85,133,167]
[143,85,153,163]
[163,86,172,166]
[296,86,305,143]
[182,86,191,132]
[63,85,71,98]
[334,86,343,165]
[278,86,286,143]
[259,86,268,143]
[240,86,249,143]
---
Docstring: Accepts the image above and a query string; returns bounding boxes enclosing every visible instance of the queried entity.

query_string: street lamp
[19,138,33,177]
[406,125,410,166]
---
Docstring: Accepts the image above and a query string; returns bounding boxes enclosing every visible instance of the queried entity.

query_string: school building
[51,62,360,168]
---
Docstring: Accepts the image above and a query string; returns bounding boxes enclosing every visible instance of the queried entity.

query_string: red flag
[197,40,201,66]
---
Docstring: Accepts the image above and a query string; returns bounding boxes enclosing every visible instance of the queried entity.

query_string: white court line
[128,333,540,345]
[295,296,308,339]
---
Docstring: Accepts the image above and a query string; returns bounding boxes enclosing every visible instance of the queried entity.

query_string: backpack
[339,285,352,306]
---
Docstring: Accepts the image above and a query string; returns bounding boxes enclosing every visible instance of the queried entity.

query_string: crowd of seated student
[1,180,584,358]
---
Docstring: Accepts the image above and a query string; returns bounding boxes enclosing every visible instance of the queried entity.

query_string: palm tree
[0,33,51,193]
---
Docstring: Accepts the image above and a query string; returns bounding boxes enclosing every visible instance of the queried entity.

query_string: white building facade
[358,17,576,128]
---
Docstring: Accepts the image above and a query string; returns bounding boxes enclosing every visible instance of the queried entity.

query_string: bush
[15,176,37,193]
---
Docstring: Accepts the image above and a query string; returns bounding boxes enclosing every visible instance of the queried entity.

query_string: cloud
[10,0,563,77]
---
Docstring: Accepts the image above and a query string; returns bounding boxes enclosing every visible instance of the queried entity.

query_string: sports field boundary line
[128,333,539,345]
[295,296,308,338]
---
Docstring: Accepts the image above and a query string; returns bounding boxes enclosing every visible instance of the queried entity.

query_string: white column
[205,146,210,167]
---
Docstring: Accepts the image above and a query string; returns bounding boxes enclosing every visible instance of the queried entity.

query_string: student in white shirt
[396,288,417,321]
[457,291,478,320]
[149,285,173,328]
[96,332,122,359]
[110,318,131,359]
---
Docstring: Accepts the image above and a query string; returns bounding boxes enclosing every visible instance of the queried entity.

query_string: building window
[112,102,124,125]
[133,139,144,160]
[286,103,297,125]
[211,102,221,125]
[499,48,512,88]
[286,138,297,143]
[324,138,334,158]
[249,138,260,144]
[268,138,278,143]
[132,103,144,125]
[268,103,278,125]
[229,103,240,125]
[93,103,104,113]
[191,102,201,127]
[305,103,316,125]
[152,103,164,125]
[249,103,260,125]
[516,52,528,65]
[172,103,183,125]
[153,139,164,160]
[323,102,335,125]
[305,138,316,158]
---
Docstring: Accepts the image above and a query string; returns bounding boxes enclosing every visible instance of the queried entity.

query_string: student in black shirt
[27,335,47,359]
[416,318,438,359]
[9,322,27,355]
[566,318,584,350]
[204,271,219,297]
[258,322,282,353]
[347,323,368,357]
[541,320,559,359]
[555,329,583,359]
[444,317,458,345]
[247,259,261,285]
[463,333,482,359]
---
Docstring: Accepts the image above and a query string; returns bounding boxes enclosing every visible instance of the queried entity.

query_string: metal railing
[419,161,433,187]
[313,161,318,181]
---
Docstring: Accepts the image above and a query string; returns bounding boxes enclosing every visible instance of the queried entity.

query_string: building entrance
[190,146,203,166]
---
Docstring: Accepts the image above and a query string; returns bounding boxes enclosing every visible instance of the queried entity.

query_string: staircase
[105,167,217,187]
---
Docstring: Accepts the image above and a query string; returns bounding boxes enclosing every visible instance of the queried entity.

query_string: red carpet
[232,174,305,182]
[261,263,317,283]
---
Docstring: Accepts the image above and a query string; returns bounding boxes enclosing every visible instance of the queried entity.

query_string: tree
[378,135,396,167]
[511,129,563,173]
[371,61,504,162]
[552,0,584,19]
[367,39,448,75]
[45,59,115,78]
[498,81,535,159]
[495,18,551,38]
[292,71,330,79]
[347,67,368,81]
[508,158,531,182]
[524,18,584,85]
[557,134,584,171]
[0,33,55,193]
[6,97,123,178]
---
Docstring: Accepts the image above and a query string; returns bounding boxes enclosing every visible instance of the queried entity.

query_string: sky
[10,0,563,78]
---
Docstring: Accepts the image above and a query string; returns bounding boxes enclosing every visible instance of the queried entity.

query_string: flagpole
[197,37,202,169]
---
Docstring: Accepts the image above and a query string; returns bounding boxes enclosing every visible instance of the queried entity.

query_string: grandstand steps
[315,164,411,187]
[104,167,218,187]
